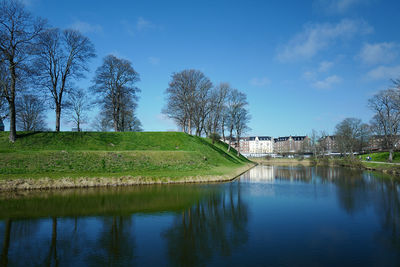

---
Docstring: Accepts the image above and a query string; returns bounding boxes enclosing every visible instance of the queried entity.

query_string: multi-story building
[239,137,250,154]
[224,135,310,156]
[319,135,337,153]
[273,136,310,154]
[248,136,273,154]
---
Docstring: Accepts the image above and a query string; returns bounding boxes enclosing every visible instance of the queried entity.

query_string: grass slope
[0,131,251,179]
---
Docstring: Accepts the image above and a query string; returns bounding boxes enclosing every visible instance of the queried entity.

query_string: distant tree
[368,88,400,162]
[35,28,96,132]
[308,129,320,157]
[318,131,330,156]
[65,90,91,132]
[163,69,212,135]
[91,55,141,132]
[226,89,248,152]
[123,111,143,132]
[16,94,47,131]
[334,118,370,157]
[91,113,112,132]
[234,106,251,156]
[0,0,46,141]
[208,83,230,143]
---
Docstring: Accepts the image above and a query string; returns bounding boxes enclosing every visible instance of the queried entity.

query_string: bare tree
[368,88,400,162]
[334,118,370,157]
[35,28,95,131]
[91,55,141,132]
[309,129,320,157]
[226,89,248,152]
[16,94,47,131]
[163,69,212,135]
[91,113,112,132]
[65,90,91,131]
[208,83,230,143]
[0,0,46,141]
[234,106,251,156]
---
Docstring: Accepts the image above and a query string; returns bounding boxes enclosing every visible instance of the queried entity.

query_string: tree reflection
[315,167,400,252]
[375,179,400,251]
[0,219,11,267]
[45,218,58,267]
[314,167,369,214]
[162,183,248,266]
[87,216,136,266]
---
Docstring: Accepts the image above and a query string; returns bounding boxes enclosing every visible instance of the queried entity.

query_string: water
[0,165,399,266]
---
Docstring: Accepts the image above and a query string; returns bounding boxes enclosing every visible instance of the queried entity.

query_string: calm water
[0,165,399,266]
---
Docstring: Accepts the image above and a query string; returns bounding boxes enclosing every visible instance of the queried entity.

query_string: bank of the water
[0,131,254,191]
[251,158,313,166]
[314,157,400,177]
[0,163,255,191]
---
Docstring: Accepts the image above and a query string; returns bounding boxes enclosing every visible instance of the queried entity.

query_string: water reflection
[0,166,399,266]
[163,183,248,266]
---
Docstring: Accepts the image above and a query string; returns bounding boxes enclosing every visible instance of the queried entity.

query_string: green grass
[361,152,400,163]
[0,131,251,180]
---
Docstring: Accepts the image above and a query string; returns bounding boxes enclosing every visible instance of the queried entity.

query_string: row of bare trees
[0,0,142,141]
[307,79,400,162]
[368,80,400,162]
[163,69,250,153]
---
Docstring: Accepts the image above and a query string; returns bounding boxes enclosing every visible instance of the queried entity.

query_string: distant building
[319,135,337,153]
[248,136,273,154]
[239,137,250,153]
[367,135,400,151]
[0,119,4,131]
[273,136,310,154]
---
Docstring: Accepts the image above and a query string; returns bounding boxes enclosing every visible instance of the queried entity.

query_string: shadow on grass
[195,136,250,164]
[17,131,43,139]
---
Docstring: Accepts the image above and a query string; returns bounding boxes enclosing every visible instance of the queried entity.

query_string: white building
[248,136,273,154]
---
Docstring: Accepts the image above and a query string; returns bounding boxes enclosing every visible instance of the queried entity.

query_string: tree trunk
[222,121,225,142]
[55,104,61,132]
[389,148,393,162]
[228,128,233,152]
[8,99,16,142]
[237,138,240,156]
[9,66,17,142]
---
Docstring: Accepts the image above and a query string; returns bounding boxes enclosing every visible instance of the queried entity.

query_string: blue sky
[22,0,400,136]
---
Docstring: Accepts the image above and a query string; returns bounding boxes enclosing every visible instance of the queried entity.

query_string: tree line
[309,79,400,162]
[0,0,142,142]
[163,69,251,155]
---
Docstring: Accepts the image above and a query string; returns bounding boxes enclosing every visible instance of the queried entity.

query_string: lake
[0,165,399,266]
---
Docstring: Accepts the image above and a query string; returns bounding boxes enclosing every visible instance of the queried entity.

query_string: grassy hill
[0,132,252,182]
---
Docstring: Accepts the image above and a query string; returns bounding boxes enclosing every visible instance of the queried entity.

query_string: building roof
[258,136,272,140]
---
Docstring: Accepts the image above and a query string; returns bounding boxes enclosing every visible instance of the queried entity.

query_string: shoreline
[0,163,256,192]
[250,158,313,166]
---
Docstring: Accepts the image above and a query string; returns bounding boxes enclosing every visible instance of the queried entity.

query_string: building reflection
[240,165,275,182]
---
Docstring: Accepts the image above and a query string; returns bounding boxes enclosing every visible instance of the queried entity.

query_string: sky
[20,0,400,137]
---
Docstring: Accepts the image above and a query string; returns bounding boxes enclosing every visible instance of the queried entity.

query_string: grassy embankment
[313,152,400,176]
[0,132,254,190]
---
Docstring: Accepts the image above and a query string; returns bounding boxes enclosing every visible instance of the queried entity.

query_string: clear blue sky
[23,0,400,136]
